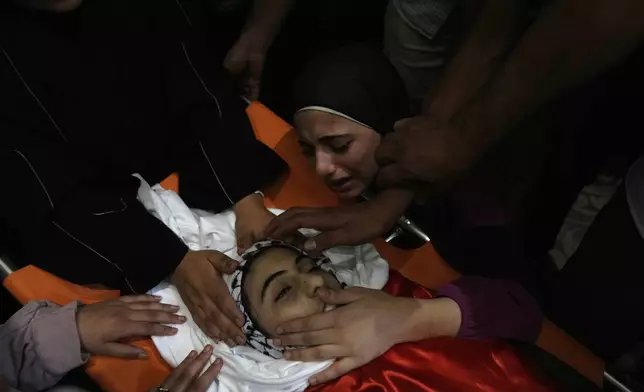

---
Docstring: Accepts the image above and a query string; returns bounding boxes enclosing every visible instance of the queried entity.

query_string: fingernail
[271,338,282,347]
[188,350,197,358]
[170,304,180,310]
[226,339,235,347]
[138,351,149,359]
[283,352,291,360]
[178,315,187,322]
[236,336,245,345]
[204,344,213,353]
[304,239,316,251]
[227,259,238,267]
[214,357,223,366]
[152,295,162,300]
[236,317,245,327]
[276,326,284,334]
[169,327,178,335]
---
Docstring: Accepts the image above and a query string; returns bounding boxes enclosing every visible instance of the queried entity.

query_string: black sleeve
[0,127,187,293]
[162,36,287,212]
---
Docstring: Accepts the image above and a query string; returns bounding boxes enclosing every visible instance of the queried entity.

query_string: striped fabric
[392,0,457,39]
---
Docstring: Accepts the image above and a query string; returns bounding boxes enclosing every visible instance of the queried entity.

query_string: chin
[333,183,366,199]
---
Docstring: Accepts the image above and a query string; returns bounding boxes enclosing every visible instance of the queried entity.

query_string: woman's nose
[315,151,336,177]
[301,273,326,298]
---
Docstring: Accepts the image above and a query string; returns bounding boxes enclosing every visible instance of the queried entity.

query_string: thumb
[303,230,348,255]
[236,235,253,255]
[205,251,239,273]
[393,117,414,132]
[316,287,365,305]
[100,342,149,359]
[223,46,246,74]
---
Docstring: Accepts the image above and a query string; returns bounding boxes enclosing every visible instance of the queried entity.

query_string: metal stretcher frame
[0,102,628,392]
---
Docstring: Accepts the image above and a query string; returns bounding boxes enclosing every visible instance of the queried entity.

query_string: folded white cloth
[136,177,389,392]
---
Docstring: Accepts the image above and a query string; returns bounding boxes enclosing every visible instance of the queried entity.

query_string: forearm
[425,0,529,118]
[0,301,87,392]
[398,297,462,343]
[457,0,644,149]
[437,276,543,342]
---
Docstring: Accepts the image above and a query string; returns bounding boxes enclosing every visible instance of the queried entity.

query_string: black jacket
[0,0,285,293]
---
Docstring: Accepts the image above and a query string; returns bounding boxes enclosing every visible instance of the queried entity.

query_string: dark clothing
[0,0,285,293]
[293,43,410,134]
[545,184,644,360]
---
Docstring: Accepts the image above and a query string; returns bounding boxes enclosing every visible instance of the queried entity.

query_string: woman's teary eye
[275,286,291,302]
[330,141,351,154]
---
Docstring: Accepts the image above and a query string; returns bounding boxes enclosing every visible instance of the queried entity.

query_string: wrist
[375,188,414,224]
[234,193,265,215]
[400,298,462,343]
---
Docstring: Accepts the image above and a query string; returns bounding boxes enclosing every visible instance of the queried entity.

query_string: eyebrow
[261,270,286,302]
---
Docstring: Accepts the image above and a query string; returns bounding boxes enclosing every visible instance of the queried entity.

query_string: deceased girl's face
[243,247,342,337]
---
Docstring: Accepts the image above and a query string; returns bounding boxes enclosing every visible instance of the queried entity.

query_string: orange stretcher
[2,103,605,392]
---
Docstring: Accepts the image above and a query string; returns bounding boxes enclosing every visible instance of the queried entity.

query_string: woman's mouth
[328,177,355,193]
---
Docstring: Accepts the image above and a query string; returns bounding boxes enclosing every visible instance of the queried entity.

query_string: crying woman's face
[242,247,342,337]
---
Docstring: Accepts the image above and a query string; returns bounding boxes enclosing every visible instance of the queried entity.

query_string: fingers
[100,342,149,359]
[246,55,264,101]
[316,288,366,306]
[205,251,239,274]
[309,357,360,385]
[266,207,342,240]
[393,117,414,132]
[285,231,308,250]
[126,302,180,313]
[265,207,310,238]
[223,46,244,74]
[123,321,179,338]
[165,345,220,392]
[118,295,161,303]
[191,359,224,392]
[126,308,186,325]
[236,233,254,255]
[204,275,245,344]
[207,307,244,347]
[272,329,336,347]
[302,231,345,254]
[283,344,347,362]
[161,350,197,387]
[277,311,334,335]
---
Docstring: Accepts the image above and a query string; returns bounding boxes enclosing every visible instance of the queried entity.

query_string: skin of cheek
[253,271,343,337]
[257,295,326,337]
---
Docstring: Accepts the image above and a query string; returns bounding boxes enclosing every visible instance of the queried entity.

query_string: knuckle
[311,346,323,360]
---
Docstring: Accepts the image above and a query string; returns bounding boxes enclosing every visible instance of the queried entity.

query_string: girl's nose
[301,273,326,298]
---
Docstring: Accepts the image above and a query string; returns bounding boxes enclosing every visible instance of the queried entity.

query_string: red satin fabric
[308,271,555,392]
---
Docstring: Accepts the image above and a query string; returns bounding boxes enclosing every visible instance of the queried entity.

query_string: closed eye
[330,141,351,154]
[276,286,291,302]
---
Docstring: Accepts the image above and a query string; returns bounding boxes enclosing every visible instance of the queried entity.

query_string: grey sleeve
[0,301,89,392]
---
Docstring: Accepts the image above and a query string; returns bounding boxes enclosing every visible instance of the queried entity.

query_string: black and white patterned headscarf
[229,240,337,359]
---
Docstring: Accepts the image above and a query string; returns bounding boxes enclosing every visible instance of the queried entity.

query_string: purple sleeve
[436,276,543,342]
[0,301,89,392]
